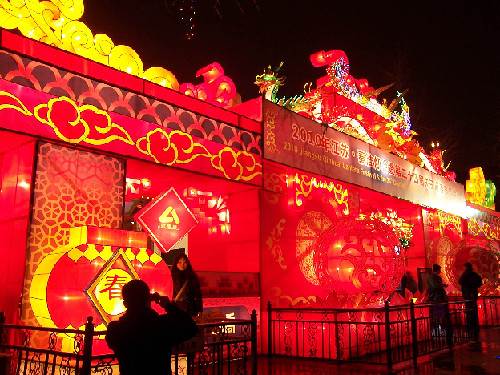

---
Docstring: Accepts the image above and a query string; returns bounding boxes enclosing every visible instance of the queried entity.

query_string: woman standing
[170,253,203,317]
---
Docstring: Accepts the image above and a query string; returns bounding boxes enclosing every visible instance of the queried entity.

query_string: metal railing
[267,298,490,369]
[0,310,257,375]
[478,296,500,326]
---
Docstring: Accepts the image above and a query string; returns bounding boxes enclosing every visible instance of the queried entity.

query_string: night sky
[81,0,500,205]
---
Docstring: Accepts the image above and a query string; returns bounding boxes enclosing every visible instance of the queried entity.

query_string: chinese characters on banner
[263,101,466,216]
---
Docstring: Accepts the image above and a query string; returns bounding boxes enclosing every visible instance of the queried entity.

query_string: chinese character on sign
[100,274,128,299]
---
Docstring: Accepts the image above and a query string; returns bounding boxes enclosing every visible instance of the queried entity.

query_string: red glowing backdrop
[126,159,260,273]
[260,161,425,311]
[0,131,36,323]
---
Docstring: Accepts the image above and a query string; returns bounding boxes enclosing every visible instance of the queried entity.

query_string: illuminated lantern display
[32,227,172,333]
[466,167,497,210]
[1,0,500,362]
[313,215,405,296]
[0,1,236,107]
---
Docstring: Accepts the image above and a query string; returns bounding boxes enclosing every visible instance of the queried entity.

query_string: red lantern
[313,216,405,296]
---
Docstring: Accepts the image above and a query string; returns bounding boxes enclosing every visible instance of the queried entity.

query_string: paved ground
[258,327,500,374]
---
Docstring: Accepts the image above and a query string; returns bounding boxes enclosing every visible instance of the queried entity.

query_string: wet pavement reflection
[258,327,500,374]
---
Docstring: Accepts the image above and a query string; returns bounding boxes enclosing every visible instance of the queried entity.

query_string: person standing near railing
[427,264,448,336]
[105,279,198,375]
[459,262,482,339]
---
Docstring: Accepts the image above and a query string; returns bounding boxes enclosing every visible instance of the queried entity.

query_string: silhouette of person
[105,279,198,375]
[427,264,448,336]
[171,254,203,317]
[427,264,447,302]
[405,272,418,294]
[459,262,482,338]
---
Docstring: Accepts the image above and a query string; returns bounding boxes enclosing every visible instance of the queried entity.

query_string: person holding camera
[105,279,198,375]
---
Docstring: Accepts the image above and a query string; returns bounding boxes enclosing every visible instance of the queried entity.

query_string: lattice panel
[22,142,124,327]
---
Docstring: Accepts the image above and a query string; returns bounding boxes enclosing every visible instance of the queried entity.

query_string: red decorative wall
[0,132,36,323]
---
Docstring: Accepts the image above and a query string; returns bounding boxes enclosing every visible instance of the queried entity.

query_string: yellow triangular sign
[159,206,180,224]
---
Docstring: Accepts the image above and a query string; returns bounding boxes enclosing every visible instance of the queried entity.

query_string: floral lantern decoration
[312,214,408,297]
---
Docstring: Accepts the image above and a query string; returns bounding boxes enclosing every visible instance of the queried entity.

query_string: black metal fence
[267,298,499,369]
[478,296,500,326]
[0,311,257,375]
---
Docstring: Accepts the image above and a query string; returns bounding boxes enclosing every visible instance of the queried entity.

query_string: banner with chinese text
[263,101,466,216]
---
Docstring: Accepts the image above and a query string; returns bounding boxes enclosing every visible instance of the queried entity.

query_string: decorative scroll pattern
[94,358,115,375]
[229,342,247,375]
[60,357,72,375]
[0,51,260,154]
[284,321,293,356]
[48,332,57,350]
[0,89,262,182]
[363,325,375,353]
[308,323,318,358]
[390,323,397,347]
[28,353,42,374]
[0,2,237,107]
[22,329,31,347]
[73,333,83,355]
[348,312,357,322]
[336,323,345,359]
[197,348,212,375]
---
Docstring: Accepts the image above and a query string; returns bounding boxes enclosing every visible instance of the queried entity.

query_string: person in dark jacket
[105,279,198,375]
[427,264,448,336]
[170,253,203,317]
[459,262,483,338]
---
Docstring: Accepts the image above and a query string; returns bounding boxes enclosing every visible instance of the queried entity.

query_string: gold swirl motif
[295,211,332,285]
[436,211,462,235]
[0,90,262,182]
[293,173,350,214]
[265,219,287,270]
[468,218,500,241]
[0,0,179,89]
